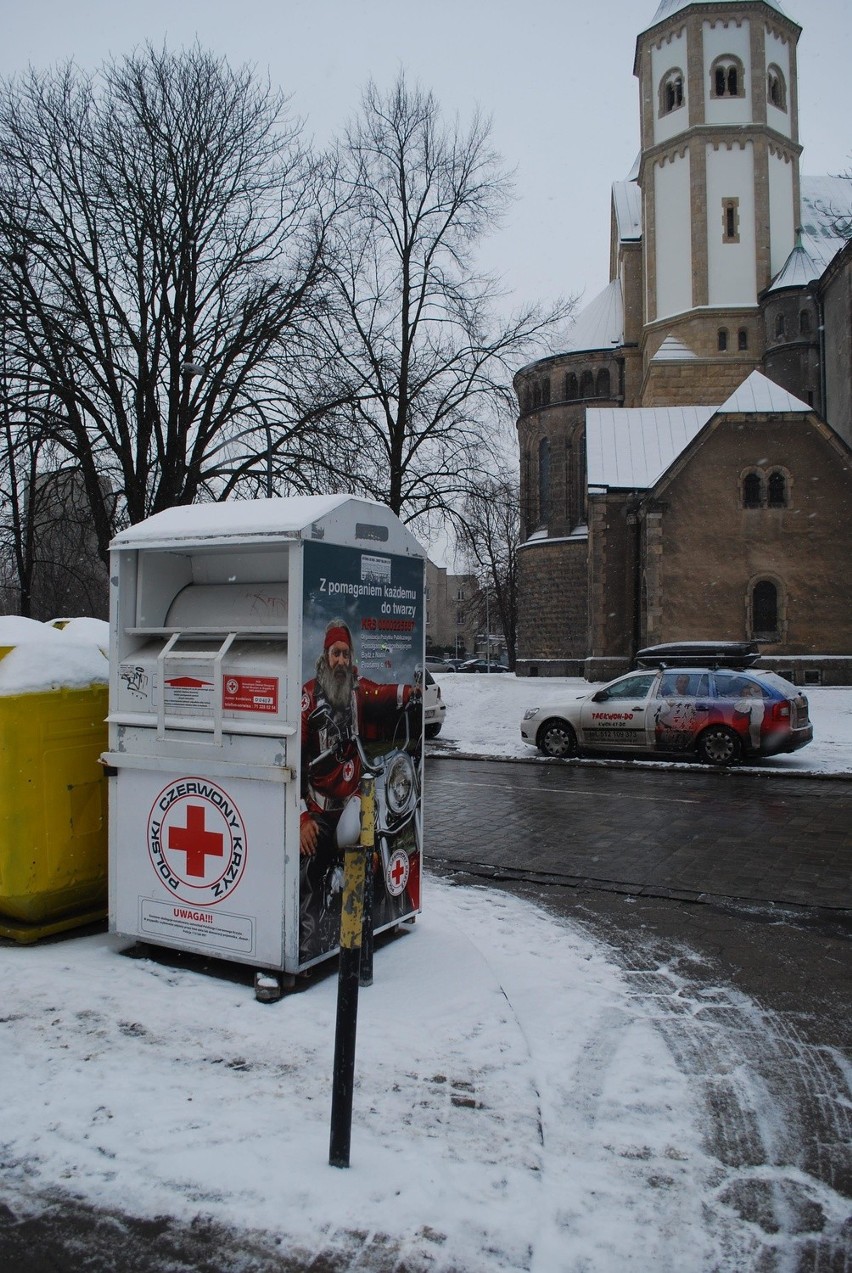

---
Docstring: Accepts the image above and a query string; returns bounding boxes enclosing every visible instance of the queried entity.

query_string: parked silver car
[521,665,812,765]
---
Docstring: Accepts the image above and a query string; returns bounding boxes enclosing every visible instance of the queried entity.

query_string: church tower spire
[635,0,802,404]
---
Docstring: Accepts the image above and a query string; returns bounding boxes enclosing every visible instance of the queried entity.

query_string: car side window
[658,673,710,697]
[597,673,656,701]
[713,671,768,700]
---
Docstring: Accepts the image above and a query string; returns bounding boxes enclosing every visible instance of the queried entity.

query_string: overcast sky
[2,0,849,322]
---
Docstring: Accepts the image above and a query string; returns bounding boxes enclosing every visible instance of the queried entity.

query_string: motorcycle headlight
[385,753,416,815]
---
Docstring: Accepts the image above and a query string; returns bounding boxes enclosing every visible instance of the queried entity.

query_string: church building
[514,0,852,684]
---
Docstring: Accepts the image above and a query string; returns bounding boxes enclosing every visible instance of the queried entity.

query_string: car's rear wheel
[425,723,441,738]
[537,719,579,759]
[696,725,742,766]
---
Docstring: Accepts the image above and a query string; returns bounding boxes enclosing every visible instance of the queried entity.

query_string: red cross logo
[168,803,224,877]
[391,856,407,887]
[385,848,409,897]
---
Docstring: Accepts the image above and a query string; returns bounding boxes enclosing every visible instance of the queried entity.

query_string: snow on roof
[586,405,715,489]
[562,279,624,353]
[719,369,811,414]
[587,371,812,491]
[647,0,790,27]
[767,240,819,292]
[612,180,642,243]
[110,494,382,548]
[799,176,852,273]
[651,334,699,361]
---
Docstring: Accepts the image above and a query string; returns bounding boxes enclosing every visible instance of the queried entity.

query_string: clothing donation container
[105,495,426,997]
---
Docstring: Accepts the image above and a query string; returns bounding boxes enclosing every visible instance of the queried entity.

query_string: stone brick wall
[516,537,589,673]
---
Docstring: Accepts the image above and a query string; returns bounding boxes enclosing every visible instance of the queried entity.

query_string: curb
[425,745,852,781]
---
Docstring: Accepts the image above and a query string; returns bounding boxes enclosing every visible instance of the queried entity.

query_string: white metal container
[105,496,425,991]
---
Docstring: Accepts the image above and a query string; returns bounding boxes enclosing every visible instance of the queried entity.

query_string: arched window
[595,367,611,397]
[540,377,551,406]
[767,65,787,111]
[538,438,550,525]
[718,328,728,352]
[711,55,745,99]
[742,472,762,508]
[579,369,594,398]
[775,312,785,340]
[751,580,779,639]
[799,310,811,336]
[767,470,787,508]
[660,69,685,116]
[738,328,748,351]
[565,372,578,400]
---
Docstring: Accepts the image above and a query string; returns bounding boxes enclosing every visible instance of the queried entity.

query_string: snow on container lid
[0,616,108,696]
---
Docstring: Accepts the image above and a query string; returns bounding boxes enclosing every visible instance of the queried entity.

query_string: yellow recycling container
[0,646,108,943]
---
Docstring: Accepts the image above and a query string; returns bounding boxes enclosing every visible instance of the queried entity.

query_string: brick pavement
[425,757,852,914]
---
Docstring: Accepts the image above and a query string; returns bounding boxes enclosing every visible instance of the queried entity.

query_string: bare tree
[0,45,338,564]
[456,469,520,670]
[320,74,572,532]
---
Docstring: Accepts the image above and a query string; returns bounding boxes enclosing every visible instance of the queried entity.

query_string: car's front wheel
[537,719,579,759]
[696,725,742,766]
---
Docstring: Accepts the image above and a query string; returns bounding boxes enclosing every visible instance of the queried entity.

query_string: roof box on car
[633,641,760,670]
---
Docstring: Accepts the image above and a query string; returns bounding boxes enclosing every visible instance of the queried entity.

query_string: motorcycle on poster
[298,540,425,965]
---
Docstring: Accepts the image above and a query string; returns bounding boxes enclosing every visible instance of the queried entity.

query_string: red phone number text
[361,617,415,633]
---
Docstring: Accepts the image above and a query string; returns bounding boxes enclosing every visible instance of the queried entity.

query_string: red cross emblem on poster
[385,847,410,898]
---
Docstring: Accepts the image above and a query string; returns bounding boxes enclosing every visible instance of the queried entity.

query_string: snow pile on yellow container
[0,617,109,943]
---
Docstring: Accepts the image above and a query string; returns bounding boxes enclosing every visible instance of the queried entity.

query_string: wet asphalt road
[425,757,851,915]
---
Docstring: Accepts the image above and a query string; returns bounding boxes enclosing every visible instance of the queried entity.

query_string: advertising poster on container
[299,540,425,964]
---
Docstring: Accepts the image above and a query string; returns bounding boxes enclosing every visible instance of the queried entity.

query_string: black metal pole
[328,776,374,1168]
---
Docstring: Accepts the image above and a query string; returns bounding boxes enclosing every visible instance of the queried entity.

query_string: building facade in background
[515,0,852,683]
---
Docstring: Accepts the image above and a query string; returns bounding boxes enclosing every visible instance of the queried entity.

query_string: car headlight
[523,707,540,720]
[385,753,416,815]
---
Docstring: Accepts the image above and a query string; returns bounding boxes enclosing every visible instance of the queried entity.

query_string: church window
[538,438,551,525]
[767,65,787,111]
[722,198,740,243]
[660,69,685,116]
[775,312,785,339]
[579,369,594,397]
[799,309,811,336]
[565,372,578,400]
[750,579,779,640]
[738,327,748,351]
[742,472,762,508]
[541,377,551,406]
[596,367,611,397]
[767,470,788,507]
[711,55,745,99]
[718,328,728,351]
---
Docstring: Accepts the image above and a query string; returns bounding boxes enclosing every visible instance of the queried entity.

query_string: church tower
[636,0,802,404]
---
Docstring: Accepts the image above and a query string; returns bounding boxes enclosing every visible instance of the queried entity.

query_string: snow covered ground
[1,644,850,1270]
